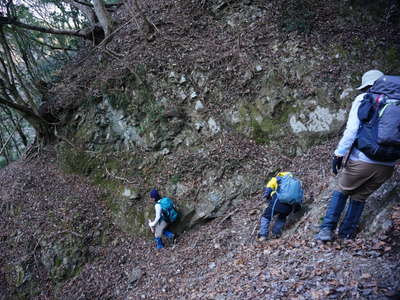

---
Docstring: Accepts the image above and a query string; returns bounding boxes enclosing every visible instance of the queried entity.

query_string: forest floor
[0,143,399,300]
[1,0,400,299]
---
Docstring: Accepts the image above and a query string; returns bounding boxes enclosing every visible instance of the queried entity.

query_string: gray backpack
[356,75,400,162]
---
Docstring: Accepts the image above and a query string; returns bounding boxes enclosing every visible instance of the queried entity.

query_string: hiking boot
[259,216,270,238]
[320,191,348,230]
[315,227,334,242]
[258,235,268,242]
[271,233,282,239]
[163,230,175,245]
[338,200,365,239]
[272,217,285,238]
[155,237,164,249]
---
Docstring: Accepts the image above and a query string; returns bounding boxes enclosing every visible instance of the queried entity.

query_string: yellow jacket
[265,172,293,195]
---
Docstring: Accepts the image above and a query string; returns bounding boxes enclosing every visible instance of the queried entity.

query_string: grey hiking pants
[154,220,168,238]
[338,160,394,202]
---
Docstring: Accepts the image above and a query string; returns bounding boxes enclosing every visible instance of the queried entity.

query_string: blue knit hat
[150,188,161,200]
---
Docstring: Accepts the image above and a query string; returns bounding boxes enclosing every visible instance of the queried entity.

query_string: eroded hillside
[1,0,400,298]
[43,0,400,233]
[1,145,399,299]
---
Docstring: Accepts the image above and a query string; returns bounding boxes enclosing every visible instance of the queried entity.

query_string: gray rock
[179,75,187,84]
[207,118,221,135]
[160,148,170,155]
[195,100,205,112]
[122,188,140,200]
[190,91,198,99]
[128,267,143,284]
[340,88,354,100]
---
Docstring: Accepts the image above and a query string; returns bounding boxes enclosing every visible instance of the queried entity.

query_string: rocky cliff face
[2,0,400,298]
[49,0,400,236]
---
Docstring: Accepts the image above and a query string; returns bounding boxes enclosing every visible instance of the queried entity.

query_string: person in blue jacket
[258,172,302,241]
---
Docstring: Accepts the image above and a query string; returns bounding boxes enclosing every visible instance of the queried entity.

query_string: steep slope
[45,0,400,234]
[1,0,400,298]
[0,149,113,298]
[0,144,399,299]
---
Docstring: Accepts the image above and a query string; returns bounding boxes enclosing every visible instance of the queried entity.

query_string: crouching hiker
[148,189,178,249]
[258,172,303,241]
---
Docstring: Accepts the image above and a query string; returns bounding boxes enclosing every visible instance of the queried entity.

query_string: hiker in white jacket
[149,189,175,249]
[316,70,397,242]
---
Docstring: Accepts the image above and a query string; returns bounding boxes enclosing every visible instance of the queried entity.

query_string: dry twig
[105,167,135,184]
[218,207,240,225]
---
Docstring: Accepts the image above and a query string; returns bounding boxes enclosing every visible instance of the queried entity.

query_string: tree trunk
[92,0,114,37]
[131,0,155,39]
[2,107,28,147]
[66,0,98,25]
[0,97,54,144]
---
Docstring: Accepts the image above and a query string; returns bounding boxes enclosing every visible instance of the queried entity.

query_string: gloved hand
[263,187,273,200]
[332,155,343,175]
[293,204,302,212]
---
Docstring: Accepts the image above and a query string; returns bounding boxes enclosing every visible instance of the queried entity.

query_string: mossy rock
[40,235,89,283]
[0,156,8,168]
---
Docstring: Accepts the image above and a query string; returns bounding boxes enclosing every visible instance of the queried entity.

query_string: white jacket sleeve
[149,203,161,227]
[334,93,365,157]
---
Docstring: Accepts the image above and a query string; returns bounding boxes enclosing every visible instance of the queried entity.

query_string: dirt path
[0,149,399,300]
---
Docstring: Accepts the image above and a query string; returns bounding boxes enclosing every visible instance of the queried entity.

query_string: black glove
[332,155,343,175]
[293,204,301,212]
[263,187,273,200]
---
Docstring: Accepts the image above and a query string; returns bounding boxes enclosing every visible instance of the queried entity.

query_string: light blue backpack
[275,174,304,205]
[158,197,178,223]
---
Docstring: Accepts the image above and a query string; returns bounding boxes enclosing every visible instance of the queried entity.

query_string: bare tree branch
[0,95,37,117]
[0,16,87,38]
[26,35,78,51]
